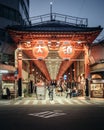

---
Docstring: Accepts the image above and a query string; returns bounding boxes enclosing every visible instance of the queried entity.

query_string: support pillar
[34,67,37,83]
[84,45,90,99]
[74,61,77,81]
[30,80,33,93]
[17,49,22,97]
[70,67,73,81]
[29,62,33,94]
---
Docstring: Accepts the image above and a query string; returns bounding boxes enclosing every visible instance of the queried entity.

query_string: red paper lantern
[59,44,74,59]
[32,43,49,59]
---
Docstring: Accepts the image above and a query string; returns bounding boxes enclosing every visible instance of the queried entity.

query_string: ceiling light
[27,41,31,44]
[48,41,51,44]
[57,41,60,44]
[77,40,82,44]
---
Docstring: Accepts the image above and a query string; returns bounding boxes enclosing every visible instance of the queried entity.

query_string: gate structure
[7,13,102,98]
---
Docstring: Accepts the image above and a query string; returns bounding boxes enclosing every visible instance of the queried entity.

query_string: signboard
[2,73,15,81]
[63,75,67,80]
[37,86,45,95]
[91,79,104,84]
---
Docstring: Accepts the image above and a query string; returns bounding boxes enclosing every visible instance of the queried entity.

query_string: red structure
[7,13,103,97]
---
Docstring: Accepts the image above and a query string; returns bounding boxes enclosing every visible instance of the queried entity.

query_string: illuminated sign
[63,75,67,80]
[32,41,49,59]
[59,44,74,59]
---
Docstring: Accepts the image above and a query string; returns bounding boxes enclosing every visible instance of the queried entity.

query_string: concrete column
[29,62,33,94]
[17,50,22,97]
[74,61,77,81]
[70,67,72,81]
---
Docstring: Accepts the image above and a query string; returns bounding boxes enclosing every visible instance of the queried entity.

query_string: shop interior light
[77,40,82,44]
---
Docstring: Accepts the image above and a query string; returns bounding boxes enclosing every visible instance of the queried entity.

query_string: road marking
[49,100,55,104]
[14,100,22,105]
[80,100,91,104]
[33,100,38,104]
[92,101,100,105]
[4,98,103,105]
[41,100,47,104]
[56,99,64,104]
[73,100,83,104]
[28,110,66,118]
[64,99,73,104]
[44,112,66,118]
[23,100,30,105]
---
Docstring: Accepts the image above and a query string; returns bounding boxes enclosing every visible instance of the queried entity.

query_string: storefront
[0,64,16,98]
[1,73,16,98]
[90,73,104,98]
[91,79,104,98]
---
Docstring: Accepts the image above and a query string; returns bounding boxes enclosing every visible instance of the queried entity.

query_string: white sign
[37,87,45,95]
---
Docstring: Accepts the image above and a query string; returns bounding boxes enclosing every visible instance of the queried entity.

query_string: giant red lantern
[58,43,74,59]
[32,41,49,59]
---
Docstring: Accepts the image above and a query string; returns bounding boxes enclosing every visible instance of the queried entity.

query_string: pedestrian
[6,87,11,99]
[66,87,72,98]
[67,79,71,88]
[71,79,76,89]
[2,87,7,99]
[48,85,53,100]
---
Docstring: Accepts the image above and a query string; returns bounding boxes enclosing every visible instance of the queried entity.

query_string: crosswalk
[9,98,99,105]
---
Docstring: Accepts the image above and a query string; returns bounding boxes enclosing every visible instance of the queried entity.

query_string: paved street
[0,101,104,130]
[0,97,104,130]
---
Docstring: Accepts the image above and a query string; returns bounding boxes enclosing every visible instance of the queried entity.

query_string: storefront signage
[2,73,15,81]
[37,87,45,95]
[92,79,104,83]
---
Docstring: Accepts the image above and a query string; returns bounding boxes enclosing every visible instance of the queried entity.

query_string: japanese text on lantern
[32,42,48,59]
[59,45,74,59]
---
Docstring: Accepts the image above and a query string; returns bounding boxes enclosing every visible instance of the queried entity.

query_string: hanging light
[32,40,49,59]
[58,43,74,59]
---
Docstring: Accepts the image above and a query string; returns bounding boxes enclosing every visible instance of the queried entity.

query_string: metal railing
[24,13,88,27]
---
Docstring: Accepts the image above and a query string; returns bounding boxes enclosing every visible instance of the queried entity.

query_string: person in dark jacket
[6,87,11,99]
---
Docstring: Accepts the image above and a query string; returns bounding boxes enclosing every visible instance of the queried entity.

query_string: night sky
[29,0,104,41]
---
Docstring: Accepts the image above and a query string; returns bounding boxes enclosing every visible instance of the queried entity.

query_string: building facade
[0,0,30,98]
[90,40,104,98]
[0,2,103,99]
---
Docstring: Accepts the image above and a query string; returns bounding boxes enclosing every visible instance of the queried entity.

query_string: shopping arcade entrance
[6,13,102,98]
